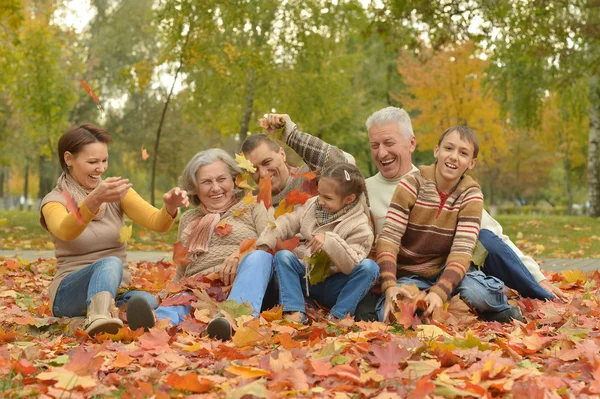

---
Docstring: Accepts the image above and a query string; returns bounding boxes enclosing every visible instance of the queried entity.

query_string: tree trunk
[588,73,600,217]
[564,157,573,215]
[0,166,4,199]
[238,68,255,143]
[23,160,29,211]
[38,155,55,199]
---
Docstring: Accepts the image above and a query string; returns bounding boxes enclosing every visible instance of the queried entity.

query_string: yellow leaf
[242,191,256,205]
[232,208,248,217]
[274,199,294,219]
[236,173,255,190]
[260,306,283,322]
[0,290,17,299]
[0,218,7,226]
[226,364,270,379]
[562,269,587,284]
[233,319,265,348]
[37,368,97,390]
[119,225,132,243]
[268,221,277,230]
[235,153,257,173]
[111,353,134,368]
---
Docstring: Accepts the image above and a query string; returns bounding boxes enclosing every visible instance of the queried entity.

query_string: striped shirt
[376,164,483,302]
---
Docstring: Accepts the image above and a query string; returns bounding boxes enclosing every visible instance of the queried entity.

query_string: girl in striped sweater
[376,126,521,323]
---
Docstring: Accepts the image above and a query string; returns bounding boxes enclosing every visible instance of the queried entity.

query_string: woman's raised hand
[163,187,189,217]
[86,177,132,212]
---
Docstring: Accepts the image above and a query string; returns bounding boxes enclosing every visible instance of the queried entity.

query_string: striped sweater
[376,164,483,302]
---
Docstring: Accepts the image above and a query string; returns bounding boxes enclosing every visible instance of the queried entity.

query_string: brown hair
[241,134,281,154]
[437,125,479,158]
[319,163,370,208]
[58,123,112,173]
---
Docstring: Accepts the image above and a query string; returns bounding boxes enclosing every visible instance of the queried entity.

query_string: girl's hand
[219,252,240,286]
[163,187,189,217]
[383,286,414,322]
[86,177,132,212]
[423,291,443,317]
[307,233,326,255]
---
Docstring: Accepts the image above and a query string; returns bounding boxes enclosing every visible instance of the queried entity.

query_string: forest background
[0,0,598,217]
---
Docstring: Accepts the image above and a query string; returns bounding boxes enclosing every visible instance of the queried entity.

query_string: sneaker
[481,306,524,323]
[127,296,156,332]
[354,292,379,322]
[206,317,232,341]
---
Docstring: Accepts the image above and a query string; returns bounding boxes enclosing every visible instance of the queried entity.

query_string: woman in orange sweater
[40,124,189,336]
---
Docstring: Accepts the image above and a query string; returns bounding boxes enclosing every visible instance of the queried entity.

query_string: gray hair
[365,106,414,139]
[180,148,242,206]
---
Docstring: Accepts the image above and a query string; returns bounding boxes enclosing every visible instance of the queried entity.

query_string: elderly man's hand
[540,279,567,303]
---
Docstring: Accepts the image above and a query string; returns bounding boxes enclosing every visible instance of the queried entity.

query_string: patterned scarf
[315,198,359,226]
[180,195,239,254]
[56,172,106,221]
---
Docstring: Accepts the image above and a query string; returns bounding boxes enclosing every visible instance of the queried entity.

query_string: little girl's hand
[307,233,326,254]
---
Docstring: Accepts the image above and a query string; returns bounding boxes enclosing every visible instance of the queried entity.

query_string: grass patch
[494,214,600,259]
[0,210,179,251]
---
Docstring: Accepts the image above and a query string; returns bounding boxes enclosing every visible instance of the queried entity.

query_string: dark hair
[241,134,281,154]
[58,123,112,173]
[437,125,479,158]
[319,163,370,208]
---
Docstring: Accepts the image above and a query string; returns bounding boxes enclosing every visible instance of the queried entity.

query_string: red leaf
[141,147,150,160]
[257,176,272,209]
[412,377,436,398]
[392,301,421,329]
[165,372,212,393]
[369,343,411,378]
[65,345,105,375]
[275,236,301,252]
[160,292,195,307]
[61,191,83,225]
[138,328,171,351]
[173,241,189,266]
[12,359,37,376]
[79,80,103,111]
[214,222,233,237]
[285,189,312,206]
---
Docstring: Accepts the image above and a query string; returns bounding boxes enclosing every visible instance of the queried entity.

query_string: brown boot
[84,292,123,336]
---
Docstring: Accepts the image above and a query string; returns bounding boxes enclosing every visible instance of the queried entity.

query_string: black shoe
[481,306,524,323]
[355,292,379,322]
[127,296,156,332]
[206,317,232,341]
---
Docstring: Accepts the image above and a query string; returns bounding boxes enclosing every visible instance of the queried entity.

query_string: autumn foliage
[1,255,600,397]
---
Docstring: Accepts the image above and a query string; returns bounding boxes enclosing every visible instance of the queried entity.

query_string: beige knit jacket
[175,200,269,280]
[256,197,374,276]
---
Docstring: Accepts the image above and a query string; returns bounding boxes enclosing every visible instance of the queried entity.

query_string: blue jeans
[479,229,553,300]
[53,256,158,317]
[155,250,276,325]
[375,268,512,322]
[275,250,379,319]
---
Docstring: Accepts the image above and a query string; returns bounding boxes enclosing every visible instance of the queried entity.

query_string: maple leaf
[119,224,132,243]
[285,189,312,206]
[173,241,189,266]
[165,372,212,393]
[412,377,437,398]
[368,343,410,378]
[138,328,171,350]
[561,269,587,284]
[141,147,150,160]
[111,353,134,368]
[0,327,18,343]
[79,79,103,111]
[37,367,97,390]
[226,379,268,399]
[62,191,83,225]
[214,221,233,237]
[305,250,332,285]
[239,238,257,255]
[275,236,301,253]
[257,175,272,209]
[231,207,248,217]
[235,173,255,190]
[274,199,294,218]
[391,300,420,329]
[291,170,318,180]
[11,359,37,376]
[242,190,256,205]
[235,153,257,173]
[65,345,105,375]
[233,318,266,348]
[225,364,270,379]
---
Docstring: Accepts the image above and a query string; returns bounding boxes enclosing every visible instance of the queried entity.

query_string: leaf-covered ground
[1,257,600,398]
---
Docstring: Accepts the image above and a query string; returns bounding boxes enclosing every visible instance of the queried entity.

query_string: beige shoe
[84,292,124,336]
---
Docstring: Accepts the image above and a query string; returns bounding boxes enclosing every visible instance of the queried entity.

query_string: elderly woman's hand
[220,251,241,286]
[163,187,189,217]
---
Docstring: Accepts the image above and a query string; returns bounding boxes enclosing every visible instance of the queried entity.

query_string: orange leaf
[165,372,212,393]
[285,189,312,206]
[173,242,189,266]
[0,328,18,343]
[242,191,256,205]
[111,353,134,368]
[275,236,300,252]
[235,173,254,190]
[79,79,103,111]
[214,222,233,237]
[257,176,272,209]
[291,169,318,180]
[141,147,150,160]
[61,191,83,225]
[239,238,257,254]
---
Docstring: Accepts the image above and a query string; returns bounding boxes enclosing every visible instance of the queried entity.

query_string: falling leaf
[285,189,312,206]
[276,236,301,252]
[257,176,272,209]
[239,238,257,256]
[291,170,318,180]
[165,372,212,393]
[305,250,332,285]
[235,153,257,173]
[242,191,256,205]
[79,80,103,111]
[231,207,248,217]
[119,225,132,243]
[236,173,255,190]
[214,221,233,237]
[274,199,294,219]
[62,191,83,225]
[173,241,189,266]
[141,147,150,160]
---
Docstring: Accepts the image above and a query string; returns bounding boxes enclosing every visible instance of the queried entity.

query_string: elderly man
[355,106,565,321]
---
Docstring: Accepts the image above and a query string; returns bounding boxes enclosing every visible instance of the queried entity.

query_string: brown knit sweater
[175,201,269,279]
[376,164,483,302]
